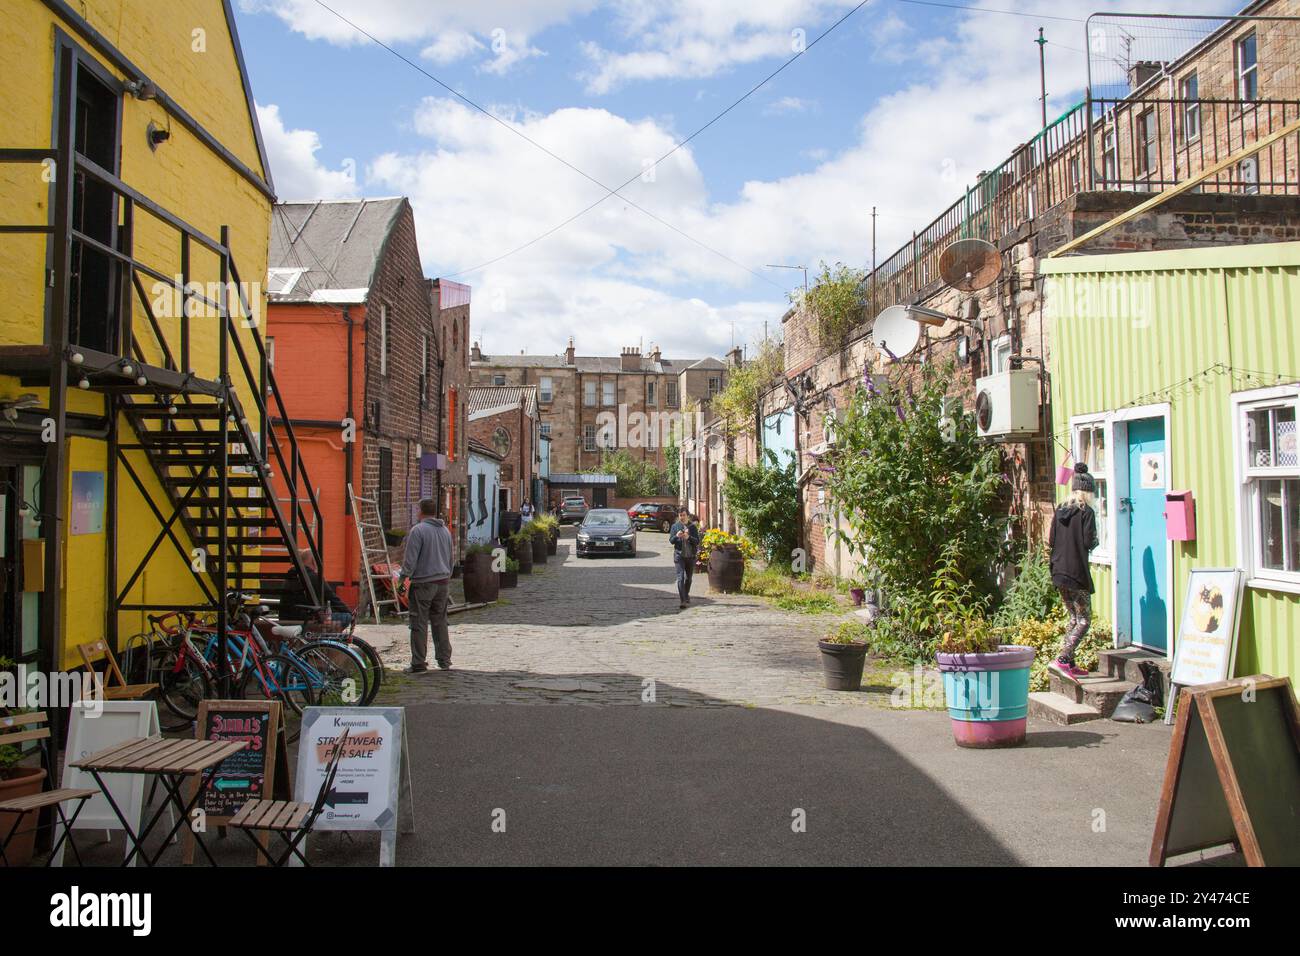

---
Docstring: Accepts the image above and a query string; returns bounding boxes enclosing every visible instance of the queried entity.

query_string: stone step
[1049,671,1135,718]
[1098,646,1171,685]
[1028,691,1102,725]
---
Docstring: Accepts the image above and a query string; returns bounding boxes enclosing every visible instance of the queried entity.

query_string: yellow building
[0,1,323,681]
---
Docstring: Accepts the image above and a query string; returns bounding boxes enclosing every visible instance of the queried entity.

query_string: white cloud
[256,103,359,200]
[421,31,484,66]
[764,95,816,115]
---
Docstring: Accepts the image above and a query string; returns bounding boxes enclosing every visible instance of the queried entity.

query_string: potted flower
[935,617,1035,748]
[698,528,756,593]
[500,556,520,589]
[817,622,869,691]
[533,513,560,555]
[461,543,499,604]
[509,528,534,574]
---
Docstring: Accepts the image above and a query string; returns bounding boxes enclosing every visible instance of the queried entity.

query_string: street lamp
[765,263,808,298]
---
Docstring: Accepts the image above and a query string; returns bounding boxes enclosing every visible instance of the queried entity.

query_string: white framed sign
[1170,568,1246,690]
[56,700,170,866]
[295,707,414,866]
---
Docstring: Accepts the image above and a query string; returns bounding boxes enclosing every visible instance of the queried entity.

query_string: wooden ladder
[347,483,405,624]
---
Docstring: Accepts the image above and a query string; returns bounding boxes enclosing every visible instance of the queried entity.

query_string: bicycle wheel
[238,653,316,715]
[157,650,213,721]
[344,635,384,705]
[294,640,368,706]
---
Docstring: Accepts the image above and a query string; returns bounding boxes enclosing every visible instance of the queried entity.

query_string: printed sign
[70,471,104,535]
[196,700,284,820]
[1171,568,1245,689]
[1140,453,1164,489]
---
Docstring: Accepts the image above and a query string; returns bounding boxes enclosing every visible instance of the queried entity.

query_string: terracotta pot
[461,551,499,604]
[707,544,745,593]
[0,767,47,867]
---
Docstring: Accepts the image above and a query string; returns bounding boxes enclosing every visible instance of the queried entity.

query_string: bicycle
[298,610,383,705]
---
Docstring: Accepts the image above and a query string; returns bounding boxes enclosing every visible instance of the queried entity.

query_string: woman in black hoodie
[1048,463,1100,679]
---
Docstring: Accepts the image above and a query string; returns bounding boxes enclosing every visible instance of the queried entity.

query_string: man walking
[669,507,700,609]
[397,499,454,673]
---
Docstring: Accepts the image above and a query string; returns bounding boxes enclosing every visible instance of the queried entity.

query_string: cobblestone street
[366,528,902,709]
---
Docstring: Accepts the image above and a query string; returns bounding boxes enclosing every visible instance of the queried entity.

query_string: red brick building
[466,385,541,517]
[266,197,465,605]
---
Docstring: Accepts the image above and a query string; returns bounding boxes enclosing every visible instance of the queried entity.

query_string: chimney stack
[1127,60,1165,92]
[471,341,482,362]
[620,345,642,372]
[726,345,743,368]
[649,343,662,364]
[565,336,575,366]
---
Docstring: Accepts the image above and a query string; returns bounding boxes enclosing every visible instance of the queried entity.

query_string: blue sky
[233,0,1234,359]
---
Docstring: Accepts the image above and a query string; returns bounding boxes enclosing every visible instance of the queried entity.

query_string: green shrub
[993,546,1061,626]
[721,449,800,563]
[996,613,1112,691]
[774,592,838,615]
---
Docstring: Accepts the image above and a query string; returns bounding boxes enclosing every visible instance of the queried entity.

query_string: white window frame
[584,380,596,406]
[583,424,597,452]
[378,305,389,376]
[989,334,1013,374]
[492,373,506,386]
[666,380,679,407]
[1070,412,1115,565]
[1231,384,1300,594]
[602,380,615,406]
[1179,72,1200,143]
[1235,30,1258,103]
[539,375,553,404]
[646,380,657,406]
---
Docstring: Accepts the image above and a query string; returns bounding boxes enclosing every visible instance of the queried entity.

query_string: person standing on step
[669,507,700,610]
[1049,463,1099,680]
[397,498,454,673]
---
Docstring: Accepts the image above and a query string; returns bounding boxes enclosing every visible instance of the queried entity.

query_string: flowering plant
[696,528,758,569]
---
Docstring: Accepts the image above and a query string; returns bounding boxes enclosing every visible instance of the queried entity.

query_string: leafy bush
[585,449,670,498]
[993,546,1061,626]
[712,339,784,437]
[995,613,1112,692]
[799,261,867,345]
[721,449,800,564]
[531,513,559,534]
[696,528,757,569]
[823,359,1007,654]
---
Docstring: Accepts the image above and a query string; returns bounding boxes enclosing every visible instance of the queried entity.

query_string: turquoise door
[1124,418,1168,652]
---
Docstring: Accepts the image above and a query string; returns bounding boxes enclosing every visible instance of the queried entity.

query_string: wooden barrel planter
[707,544,745,593]
[531,530,548,564]
[500,569,519,589]
[547,527,559,555]
[461,551,499,604]
[513,537,534,574]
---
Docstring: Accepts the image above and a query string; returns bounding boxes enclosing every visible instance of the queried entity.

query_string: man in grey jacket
[397,498,455,673]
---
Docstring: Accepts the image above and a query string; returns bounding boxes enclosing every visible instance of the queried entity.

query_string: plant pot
[499,571,518,589]
[513,538,534,574]
[849,587,866,607]
[531,531,548,564]
[935,645,1035,748]
[547,529,559,555]
[461,552,499,604]
[707,544,745,593]
[0,767,47,866]
[818,640,868,691]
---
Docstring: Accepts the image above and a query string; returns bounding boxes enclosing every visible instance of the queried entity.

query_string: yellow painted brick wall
[0,0,272,666]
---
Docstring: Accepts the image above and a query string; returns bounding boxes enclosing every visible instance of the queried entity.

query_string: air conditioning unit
[973,369,1040,439]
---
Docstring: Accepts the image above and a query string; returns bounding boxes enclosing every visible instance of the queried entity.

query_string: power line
[892,0,1084,24]
[311,0,871,284]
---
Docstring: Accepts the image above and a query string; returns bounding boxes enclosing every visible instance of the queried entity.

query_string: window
[540,423,551,438]
[492,373,506,386]
[1238,156,1259,195]
[584,380,596,406]
[1136,109,1158,177]
[1067,155,1081,194]
[1235,31,1258,102]
[420,334,429,407]
[602,381,615,406]
[378,305,389,375]
[378,446,393,530]
[1101,128,1118,186]
[989,335,1013,374]
[667,380,679,407]
[266,336,275,369]
[1237,388,1300,588]
[1179,73,1200,142]
[1072,419,1111,559]
[539,376,553,404]
[647,381,657,406]
[583,424,597,452]
[708,376,722,398]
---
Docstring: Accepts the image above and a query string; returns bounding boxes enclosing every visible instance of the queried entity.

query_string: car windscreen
[583,512,630,529]
[630,503,651,511]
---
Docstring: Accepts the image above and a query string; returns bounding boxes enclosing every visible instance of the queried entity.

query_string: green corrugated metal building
[1045,241,1299,683]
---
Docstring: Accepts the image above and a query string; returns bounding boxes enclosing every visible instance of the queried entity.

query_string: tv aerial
[938,238,1002,292]
[870,304,921,360]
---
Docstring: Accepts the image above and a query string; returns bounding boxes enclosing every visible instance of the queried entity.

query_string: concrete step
[1049,671,1134,718]
[1028,691,1102,725]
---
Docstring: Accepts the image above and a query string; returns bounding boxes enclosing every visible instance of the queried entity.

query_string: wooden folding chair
[228,728,351,867]
[0,712,98,866]
[77,639,158,701]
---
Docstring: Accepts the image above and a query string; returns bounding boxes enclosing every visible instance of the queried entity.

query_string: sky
[233,0,1236,361]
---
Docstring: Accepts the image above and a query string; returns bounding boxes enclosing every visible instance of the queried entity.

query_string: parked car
[559,496,589,524]
[627,502,677,532]
[576,509,637,557]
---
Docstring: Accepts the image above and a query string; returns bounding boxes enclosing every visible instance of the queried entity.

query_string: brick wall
[466,404,537,510]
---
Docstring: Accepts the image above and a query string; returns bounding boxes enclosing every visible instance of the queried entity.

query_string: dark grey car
[576,509,637,557]
[559,496,589,524]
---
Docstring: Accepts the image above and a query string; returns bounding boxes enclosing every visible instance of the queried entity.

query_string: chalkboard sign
[1150,675,1300,867]
[184,699,289,864]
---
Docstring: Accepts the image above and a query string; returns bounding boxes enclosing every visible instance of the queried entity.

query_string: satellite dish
[871,305,921,359]
[939,238,1002,292]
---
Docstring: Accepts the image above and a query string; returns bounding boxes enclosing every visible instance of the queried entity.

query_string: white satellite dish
[871,305,922,360]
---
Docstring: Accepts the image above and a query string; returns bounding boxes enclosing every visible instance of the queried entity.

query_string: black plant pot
[532,531,548,564]
[500,571,518,589]
[547,529,559,555]
[818,641,868,692]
